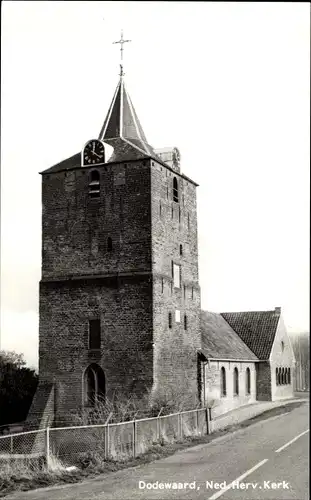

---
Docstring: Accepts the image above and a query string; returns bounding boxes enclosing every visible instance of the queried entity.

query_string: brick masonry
[256,362,272,401]
[150,160,201,407]
[27,148,294,428]
[27,156,201,426]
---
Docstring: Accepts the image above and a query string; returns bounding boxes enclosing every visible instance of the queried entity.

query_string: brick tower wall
[39,277,153,425]
[150,159,201,408]
[31,159,155,425]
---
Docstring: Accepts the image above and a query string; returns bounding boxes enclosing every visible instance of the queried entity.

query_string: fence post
[45,427,51,469]
[179,412,183,439]
[105,425,109,460]
[157,407,163,443]
[104,412,113,460]
[133,419,136,458]
[206,407,210,435]
[10,435,13,454]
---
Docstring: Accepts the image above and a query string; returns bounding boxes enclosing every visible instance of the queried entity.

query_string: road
[6,401,309,500]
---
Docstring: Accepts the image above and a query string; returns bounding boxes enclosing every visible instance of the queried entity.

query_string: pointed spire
[98,31,154,157]
[99,72,154,156]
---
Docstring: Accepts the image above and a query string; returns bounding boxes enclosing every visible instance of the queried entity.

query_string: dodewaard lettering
[139,481,197,490]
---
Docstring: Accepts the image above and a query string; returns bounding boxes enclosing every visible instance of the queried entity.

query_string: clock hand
[92,151,101,158]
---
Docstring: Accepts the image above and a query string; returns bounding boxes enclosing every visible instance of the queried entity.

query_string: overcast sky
[1,1,310,369]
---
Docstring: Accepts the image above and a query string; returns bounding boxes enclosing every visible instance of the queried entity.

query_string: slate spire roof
[98,70,155,157]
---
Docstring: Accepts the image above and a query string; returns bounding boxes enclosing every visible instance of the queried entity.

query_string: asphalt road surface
[6,401,309,500]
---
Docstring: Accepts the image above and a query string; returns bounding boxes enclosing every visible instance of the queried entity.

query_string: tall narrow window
[281,367,285,385]
[278,367,281,385]
[107,237,112,252]
[246,367,251,395]
[168,312,172,329]
[284,368,288,385]
[159,201,162,217]
[288,368,291,384]
[183,284,186,299]
[179,244,183,256]
[89,170,100,198]
[184,314,187,330]
[161,278,164,293]
[173,177,179,203]
[276,367,279,386]
[220,367,226,397]
[233,367,239,395]
[89,319,101,350]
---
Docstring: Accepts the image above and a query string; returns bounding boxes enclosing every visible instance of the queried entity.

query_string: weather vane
[113,30,131,76]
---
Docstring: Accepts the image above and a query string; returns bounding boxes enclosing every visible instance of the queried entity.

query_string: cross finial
[113,30,131,77]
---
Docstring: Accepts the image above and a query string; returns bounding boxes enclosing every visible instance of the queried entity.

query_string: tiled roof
[221,309,280,360]
[201,311,258,361]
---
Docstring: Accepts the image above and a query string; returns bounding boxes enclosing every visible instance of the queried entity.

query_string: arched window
[89,170,100,198]
[107,237,112,252]
[246,367,251,395]
[220,367,226,397]
[180,244,183,256]
[276,367,279,386]
[173,177,179,203]
[89,319,101,350]
[184,314,187,330]
[234,367,239,396]
[83,364,105,407]
[168,312,172,329]
[288,368,291,384]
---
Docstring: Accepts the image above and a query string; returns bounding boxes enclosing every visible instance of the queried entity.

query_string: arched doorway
[83,364,106,407]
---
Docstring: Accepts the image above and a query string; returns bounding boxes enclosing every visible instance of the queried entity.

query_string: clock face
[83,140,105,166]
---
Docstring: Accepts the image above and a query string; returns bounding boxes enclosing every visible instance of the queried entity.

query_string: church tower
[27,37,201,427]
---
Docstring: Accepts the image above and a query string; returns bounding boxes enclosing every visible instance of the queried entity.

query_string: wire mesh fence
[0,429,45,457]
[0,407,210,464]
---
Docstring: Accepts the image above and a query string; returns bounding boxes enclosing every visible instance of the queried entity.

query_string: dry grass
[0,456,72,498]
[0,401,305,498]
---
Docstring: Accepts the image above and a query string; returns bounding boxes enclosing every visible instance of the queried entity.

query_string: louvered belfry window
[89,170,100,198]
